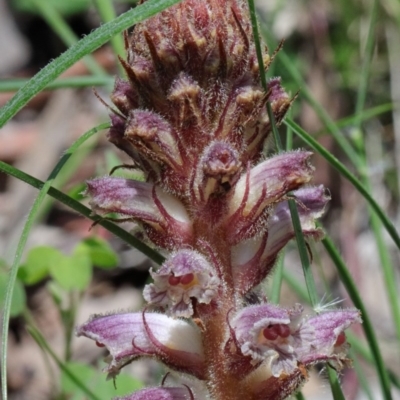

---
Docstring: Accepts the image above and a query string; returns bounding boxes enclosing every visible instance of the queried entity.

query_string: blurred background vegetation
[0,0,399,399]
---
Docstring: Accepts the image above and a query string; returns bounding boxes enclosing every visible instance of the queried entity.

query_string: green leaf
[0,269,26,317]
[61,362,143,400]
[77,237,119,269]
[18,246,63,285]
[49,249,92,291]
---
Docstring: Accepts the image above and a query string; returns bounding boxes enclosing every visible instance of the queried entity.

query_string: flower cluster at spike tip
[76,1,361,399]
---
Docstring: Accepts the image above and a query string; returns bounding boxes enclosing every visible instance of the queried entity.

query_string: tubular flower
[77,0,361,399]
[76,312,205,379]
[143,249,221,318]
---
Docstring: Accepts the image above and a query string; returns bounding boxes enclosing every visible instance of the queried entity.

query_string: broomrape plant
[76,1,361,399]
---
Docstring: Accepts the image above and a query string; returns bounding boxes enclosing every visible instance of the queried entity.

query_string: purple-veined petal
[294,308,362,366]
[85,177,193,247]
[232,304,303,377]
[76,312,205,379]
[226,151,314,244]
[243,309,361,399]
[114,386,192,400]
[232,304,361,379]
[231,186,328,293]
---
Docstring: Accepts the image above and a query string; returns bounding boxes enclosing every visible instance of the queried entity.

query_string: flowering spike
[78,0,361,399]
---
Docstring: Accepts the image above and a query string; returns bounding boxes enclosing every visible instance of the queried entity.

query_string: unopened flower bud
[111,77,139,115]
[193,141,242,203]
[125,109,183,168]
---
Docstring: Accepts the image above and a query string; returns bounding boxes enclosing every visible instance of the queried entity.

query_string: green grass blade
[260,26,362,170]
[285,118,400,251]
[0,76,114,91]
[93,0,126,75]
[1,123,107,400]
[31,0,106,76]
[316,103,394,137]
[248,0,319,308]
[0,161,165,265]
[321,235,393,400]
[327,367,346,400]
[349,348,375,400]
[27,324,101,400]
[0,0,182,127]
[353,0,379,137]
[270,253,284,304]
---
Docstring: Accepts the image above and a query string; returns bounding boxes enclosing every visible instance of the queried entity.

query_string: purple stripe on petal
[114,386,192,400]
[76,312,204,378]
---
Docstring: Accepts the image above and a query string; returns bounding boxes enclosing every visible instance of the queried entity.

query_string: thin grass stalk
[0,124,108,400]
[327,366,346,400]
[34,129,100,222]
[353,0,379,140]
[316,104,394,138]
[260,25,362,170]
[270,253,284,304]
[30,0,106,76]
[321,235,393,400]
[349,348,375,400]
[349,0,400,345]
[248,0,319,309]
[26,324,101,400]
[285,118,400,251]
[93,0,126,75]
[0,0,183,127]
[0,76,114,91]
